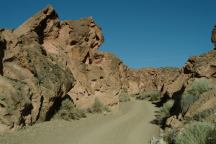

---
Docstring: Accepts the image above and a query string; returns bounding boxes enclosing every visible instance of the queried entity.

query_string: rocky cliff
[0,5,194,132]
[127,68,180,95]
[0,6,76,131]
[0,5,132,131]
[159,27,216,129]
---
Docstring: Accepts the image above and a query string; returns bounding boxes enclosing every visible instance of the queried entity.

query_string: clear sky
[0,0,216,68]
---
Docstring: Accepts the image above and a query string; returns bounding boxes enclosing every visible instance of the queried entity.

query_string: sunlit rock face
[0,6,76,130]
[4,5,213,132]
[127,68,180,95]
[0,5,130,131]
[159,27,216,128]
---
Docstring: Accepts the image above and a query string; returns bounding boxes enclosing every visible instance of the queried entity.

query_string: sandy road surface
[0,100,159,144]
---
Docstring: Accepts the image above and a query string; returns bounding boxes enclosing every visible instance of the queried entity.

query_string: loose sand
[0,100,159,144]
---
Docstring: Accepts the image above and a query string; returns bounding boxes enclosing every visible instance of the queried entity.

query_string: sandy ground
[0,100,159,144]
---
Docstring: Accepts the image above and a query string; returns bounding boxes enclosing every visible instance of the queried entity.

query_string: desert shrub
[119,91,131,102]
[54,99,86,120]
[180,93,199,115]
[155,100,174,125]
[135,92,148,100]
[87,97,110,113]
[159,100,174,118]
[175,122,215,144]
[180,78,213,114]
[136,91,160,101]
[163,128,178,144]
[193,108,216,121]
[188,78,213,96]
[205,128,216,144]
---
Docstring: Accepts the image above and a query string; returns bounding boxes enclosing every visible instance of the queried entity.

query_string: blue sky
[0,0,216,68]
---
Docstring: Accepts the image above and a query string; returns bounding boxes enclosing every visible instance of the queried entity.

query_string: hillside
[0,5,216,144]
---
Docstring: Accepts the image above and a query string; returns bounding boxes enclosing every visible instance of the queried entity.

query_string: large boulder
[28,6,126,108]
[0,6,75,131]
[68,52,127,108]
[0,5,128,129]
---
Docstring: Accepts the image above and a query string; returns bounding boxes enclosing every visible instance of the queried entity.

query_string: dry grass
[53,99,86,120]
[175,122,215,144]
[119,91,131,102]
[87,97,110,113]
[136,91,160,101]
[180,78,213,114]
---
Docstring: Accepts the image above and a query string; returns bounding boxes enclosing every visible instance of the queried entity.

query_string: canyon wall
[3,5,212,132]
[160,27,216,128]
[0,6,131,131]
[127,68,180,95]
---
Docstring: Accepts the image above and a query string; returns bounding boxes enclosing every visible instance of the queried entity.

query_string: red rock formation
[2,5,208,132]
[127,68,180,95]
[0,5,130,131]
[159,27,216,128]
[0,6,76,131]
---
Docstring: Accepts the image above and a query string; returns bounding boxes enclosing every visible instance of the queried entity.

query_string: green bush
[159,100,174,118]
[136,91,160,101]
[54,99,86,120]
[193,108,216,121]
[181,93,199,115]
[87,98,110,113]
[175,122,215,144]
[149,91,161,101]
[163,128,178,144]
[119,91,131,102]
[188,78,213,96]
[180,78,212,114]
[155,100,174,125]
[205,128,216,144]
[135,92,148,100]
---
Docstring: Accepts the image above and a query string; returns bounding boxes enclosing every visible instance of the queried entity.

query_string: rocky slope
[127,68,180,95]
[160,27,216,130]
[0,6,76,131]
[0,5,131,131]
[0,6,181,131]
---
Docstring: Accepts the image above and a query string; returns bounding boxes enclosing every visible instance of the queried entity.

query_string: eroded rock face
[160,27,216,128]
[0,5,128,130]
[3,5,211,132]
[0,6,75,130]
[69,52,127,108]
[25,6,124,109]
[127,68,180,95]
[161,50,216,100]
[162,50,216,99]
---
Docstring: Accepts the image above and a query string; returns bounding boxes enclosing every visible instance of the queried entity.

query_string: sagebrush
[119,91,131,102]
[54,98,86,120]
[180,78,212,114]
[136,91,160,101]
[87,97,110,113]
[155,100,174,125]
[175,122,215,144]
[193,107,216,122]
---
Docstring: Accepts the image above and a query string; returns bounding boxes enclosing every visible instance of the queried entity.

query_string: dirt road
[0,100,159,144]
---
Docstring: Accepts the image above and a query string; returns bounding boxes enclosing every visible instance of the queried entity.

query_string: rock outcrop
[160,26,216,128]
[0,5,130,131]
[0,6,76,130]
[3,5,215,133]
[69,52,128,108]
[162,50,216,103]
[127,68,180,95]
[27,6,126,109]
